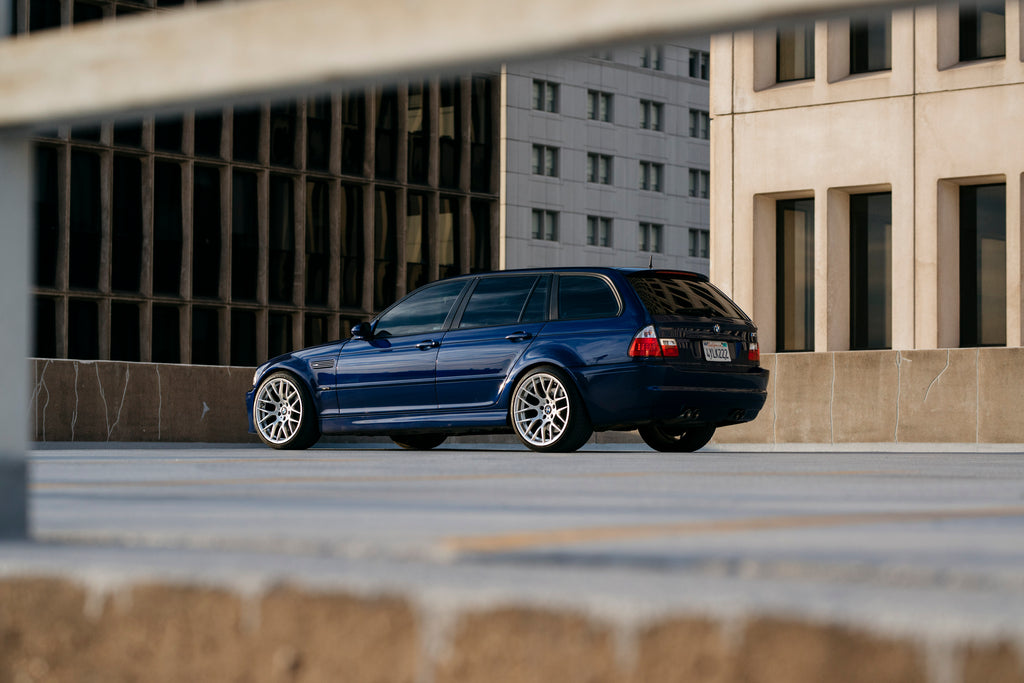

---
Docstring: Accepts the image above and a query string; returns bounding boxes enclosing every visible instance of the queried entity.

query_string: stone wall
[28,349,1024,444]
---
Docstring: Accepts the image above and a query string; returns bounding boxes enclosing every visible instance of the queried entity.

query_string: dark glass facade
[18,0,500,366]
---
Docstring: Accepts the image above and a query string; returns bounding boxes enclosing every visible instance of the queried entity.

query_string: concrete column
[0,131,31,539]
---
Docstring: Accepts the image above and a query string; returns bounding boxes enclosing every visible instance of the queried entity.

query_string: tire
[510,366,592,453]
[639,423,716,453]
[253,371,320,450]
[391,434,447,450]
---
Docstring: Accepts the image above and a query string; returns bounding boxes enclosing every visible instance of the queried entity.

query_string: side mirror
[350,322,373,340]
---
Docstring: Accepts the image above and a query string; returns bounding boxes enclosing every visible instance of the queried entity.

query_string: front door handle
[416,340,440,350]
[505,332,533,342]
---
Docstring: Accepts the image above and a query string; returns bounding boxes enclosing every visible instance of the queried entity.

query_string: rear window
[627,273,747,320]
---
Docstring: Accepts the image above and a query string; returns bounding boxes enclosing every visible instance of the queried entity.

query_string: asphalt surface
[6,442,1024,642]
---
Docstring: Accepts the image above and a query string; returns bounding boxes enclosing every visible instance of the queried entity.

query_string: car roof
[441,267,710,283]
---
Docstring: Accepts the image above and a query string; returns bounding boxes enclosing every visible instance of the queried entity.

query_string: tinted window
[628,273,746,320]
[558,275,620,320]
[521,277,550,323]
[374,280,466,338]
[460,276,538,328]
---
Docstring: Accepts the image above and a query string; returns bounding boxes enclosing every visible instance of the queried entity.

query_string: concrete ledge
[28,349,1024,445]
[2,576,1022,682]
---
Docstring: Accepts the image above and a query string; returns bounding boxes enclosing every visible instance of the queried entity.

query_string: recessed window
[777,22,815,82]
[531,209,558,241]
[587,153,613,185]
[532,145,559,177]
[640,100,663,131]
[639,223,664,253]
[642,46,664,70]
[850,13,892,74]
[689,110,709,139]
[688,169,710,198]
[374,188,398,309]
[850,193,892,350]
[639,162,663,192]
[689,50,710,79]
[959,1,1005,62]
[776,198,815,352]
[688,228,710,258]
[588,90,612,122]
[532,80,559,113]
[587,216,612,247]
[232,170,259,302]
[960,183,1006,347]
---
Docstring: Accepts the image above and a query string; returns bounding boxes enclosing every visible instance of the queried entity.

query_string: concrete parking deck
[3,444,1024,681]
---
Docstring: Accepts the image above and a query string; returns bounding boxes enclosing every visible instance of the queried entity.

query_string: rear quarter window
[558,275,620,320]
[627,274,746,320]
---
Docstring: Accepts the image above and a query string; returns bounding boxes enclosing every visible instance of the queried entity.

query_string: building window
[776,198,815,352]
[850,193,892,350]
[532,144,559,177]
[640,100,664,131]
[688,228,710,258]
[587,153,613,185]
[642,45,664,70]
[587,90,613,122]
[639,161,663,192]
[960,184,1006,347]
[689,50,710,79]
[959,1,1005,61]
[587,216,612,247]
[777,22,815,82]
[531,209,559,241]
[639,223,663,253]
[532,79,559,113]
[688,169,710,198]
[689,109,710,139]
[850,13,892,74]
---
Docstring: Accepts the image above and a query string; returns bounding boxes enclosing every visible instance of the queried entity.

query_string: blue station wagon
[247,268,769,452]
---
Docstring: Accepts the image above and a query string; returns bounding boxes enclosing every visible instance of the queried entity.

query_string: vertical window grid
[27,57,500,364]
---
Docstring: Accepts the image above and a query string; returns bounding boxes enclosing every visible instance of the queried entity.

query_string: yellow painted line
[442,506,1024,554]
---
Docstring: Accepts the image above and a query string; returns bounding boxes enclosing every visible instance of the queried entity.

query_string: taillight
[629,326,679,358]
[748,343,760,362]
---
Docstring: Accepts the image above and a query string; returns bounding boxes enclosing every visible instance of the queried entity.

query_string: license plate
[702,341,731,362]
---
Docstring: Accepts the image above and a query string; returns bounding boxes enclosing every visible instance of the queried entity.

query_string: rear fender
[497,345,592,423]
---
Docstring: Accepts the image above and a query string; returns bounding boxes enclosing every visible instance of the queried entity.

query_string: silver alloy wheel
[512,372,571,447]
[255,375,304,445]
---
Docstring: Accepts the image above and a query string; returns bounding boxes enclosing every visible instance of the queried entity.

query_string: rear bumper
[576,362,769,429]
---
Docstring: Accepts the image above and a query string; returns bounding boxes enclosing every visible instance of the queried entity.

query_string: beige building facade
[711,1,1024,354]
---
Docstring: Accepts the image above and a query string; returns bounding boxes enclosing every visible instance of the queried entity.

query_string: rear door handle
[416,340,440,350]
[505,332,532,342]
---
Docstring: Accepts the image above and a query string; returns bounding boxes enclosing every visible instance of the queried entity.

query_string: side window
[558,275,620,320]
[374,280,466,338]
[459,276,538,328]
[520,276,550,323]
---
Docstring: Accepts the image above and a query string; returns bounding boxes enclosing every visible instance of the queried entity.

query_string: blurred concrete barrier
[1,575,1021,682]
